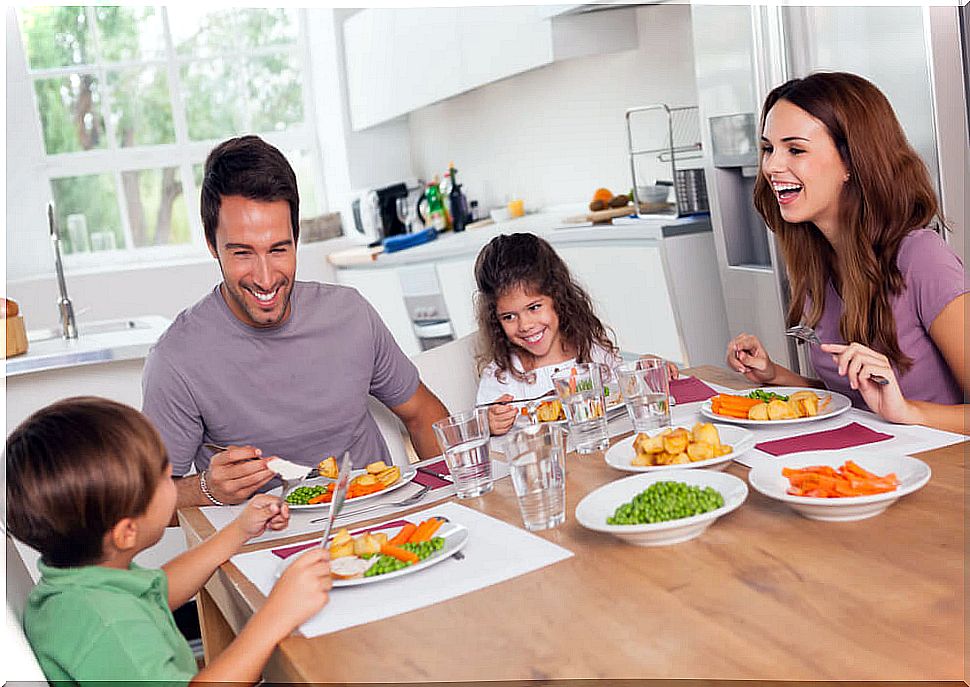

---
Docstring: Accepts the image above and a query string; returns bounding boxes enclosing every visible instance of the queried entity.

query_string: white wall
[407,4,698,212]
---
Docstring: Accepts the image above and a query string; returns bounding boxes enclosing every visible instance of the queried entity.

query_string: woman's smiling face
[761,99,850,240]
[495,285,564,366]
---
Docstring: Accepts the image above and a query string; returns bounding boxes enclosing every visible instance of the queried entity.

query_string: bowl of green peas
[575,470,747,545]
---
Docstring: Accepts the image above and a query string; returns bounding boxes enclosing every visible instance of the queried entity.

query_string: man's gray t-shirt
[142,281,420,476]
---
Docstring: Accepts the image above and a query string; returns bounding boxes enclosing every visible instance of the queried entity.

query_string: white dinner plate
[747,450,931,522]
[699,386,852,427]
[282,465,417,511]
[575,470,748,546]
[274,519,468,586]
[604,423,754,473]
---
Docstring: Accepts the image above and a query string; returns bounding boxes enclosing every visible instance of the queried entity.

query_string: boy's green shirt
[24,560,197,686]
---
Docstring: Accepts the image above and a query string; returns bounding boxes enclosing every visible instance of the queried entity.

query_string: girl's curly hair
[473,233,617,383]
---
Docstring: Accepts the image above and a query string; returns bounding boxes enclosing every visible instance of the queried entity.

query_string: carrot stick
[389,522,417,546]
[411,518,444,543]
[380,542,419,564]
[408,519,435,544]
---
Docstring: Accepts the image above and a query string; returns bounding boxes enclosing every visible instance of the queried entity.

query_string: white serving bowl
[575,470,747,546]
[604,423,754,473]
[747,450,931,522]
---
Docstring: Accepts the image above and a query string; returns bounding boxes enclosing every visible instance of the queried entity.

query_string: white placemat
[230,502,574,637]
[198,459,510,545]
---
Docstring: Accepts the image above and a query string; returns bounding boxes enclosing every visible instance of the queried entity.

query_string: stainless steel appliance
[397,263,455,352]
[689,4,966,373]
[350,181,418,243]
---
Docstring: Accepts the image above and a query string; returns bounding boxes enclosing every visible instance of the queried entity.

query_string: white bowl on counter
[575,469,748,546]
[747,451,931,522]
[489,207,511,222]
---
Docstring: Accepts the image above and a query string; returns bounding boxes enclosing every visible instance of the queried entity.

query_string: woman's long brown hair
[753,71,943,373]
[473,233,618,383]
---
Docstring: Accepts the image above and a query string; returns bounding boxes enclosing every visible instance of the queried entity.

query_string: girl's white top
[475,344,621,406]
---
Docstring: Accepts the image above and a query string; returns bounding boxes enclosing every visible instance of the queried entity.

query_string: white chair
[411,332,482,414]
[5,534,48,683]
[369,333,483,465]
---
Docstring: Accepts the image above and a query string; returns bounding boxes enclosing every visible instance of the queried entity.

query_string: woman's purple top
[809,228,967,408]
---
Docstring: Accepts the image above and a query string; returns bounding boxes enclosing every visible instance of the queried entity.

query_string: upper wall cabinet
[343,6,638,131]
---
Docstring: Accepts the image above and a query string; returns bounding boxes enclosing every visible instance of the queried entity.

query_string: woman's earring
[844,172,851,182]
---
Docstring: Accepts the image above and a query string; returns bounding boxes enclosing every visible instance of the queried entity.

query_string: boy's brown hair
[6,397,169,568]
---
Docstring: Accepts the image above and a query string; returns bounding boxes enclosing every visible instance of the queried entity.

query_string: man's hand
[207,445,276,505]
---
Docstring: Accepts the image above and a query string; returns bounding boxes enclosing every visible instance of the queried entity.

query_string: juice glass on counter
[551,363,609,454]
[432,408,493,498]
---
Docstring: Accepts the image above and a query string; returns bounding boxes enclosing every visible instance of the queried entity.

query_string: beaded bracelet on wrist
[199,469,226,506]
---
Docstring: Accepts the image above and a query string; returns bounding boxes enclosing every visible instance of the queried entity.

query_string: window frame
[17,6,326,271]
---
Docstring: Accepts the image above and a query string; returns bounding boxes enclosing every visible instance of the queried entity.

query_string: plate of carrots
[748,451,931,521]
[700,387,851,426]
[283,465,417,510]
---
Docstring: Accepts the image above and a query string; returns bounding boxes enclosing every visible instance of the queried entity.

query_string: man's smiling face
[209,195,296,328]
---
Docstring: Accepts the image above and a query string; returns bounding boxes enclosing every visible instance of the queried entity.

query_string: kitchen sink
[27,318,152,344]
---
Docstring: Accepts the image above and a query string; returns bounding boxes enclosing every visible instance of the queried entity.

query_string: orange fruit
[592,187,613,203]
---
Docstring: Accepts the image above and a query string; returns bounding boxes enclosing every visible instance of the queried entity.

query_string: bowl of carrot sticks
[747,451,931,521]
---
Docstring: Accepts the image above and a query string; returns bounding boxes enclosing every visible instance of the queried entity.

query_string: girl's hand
[264,548,331,635]
[487,394,518,436]
[235,493,290,540]
[820,343,918,424]
[638,354,679,380]
[727,333,777,384]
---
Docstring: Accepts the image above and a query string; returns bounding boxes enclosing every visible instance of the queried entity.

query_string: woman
[727,72,967,434]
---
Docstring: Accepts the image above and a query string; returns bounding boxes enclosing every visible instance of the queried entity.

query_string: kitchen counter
[337,205,711,268]
[5,315,171,377]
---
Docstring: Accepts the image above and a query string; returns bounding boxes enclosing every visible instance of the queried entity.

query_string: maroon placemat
[271,519,413,559]
[414,460,452,488]
[668,376,719,404]
[754,422,893,457]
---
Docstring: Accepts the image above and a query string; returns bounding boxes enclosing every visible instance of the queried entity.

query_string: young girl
[474,233,676,435]
[6,397,332,685]
[728,72,967,433]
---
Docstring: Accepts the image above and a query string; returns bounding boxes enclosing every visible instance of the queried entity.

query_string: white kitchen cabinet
[335,267,421,356]
[344,7,637,131]
[556,243,685,364]
[435,257,479,339]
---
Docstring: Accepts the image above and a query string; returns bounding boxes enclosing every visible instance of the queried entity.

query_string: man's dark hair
[5,397,169,568]
[200,135,300,249]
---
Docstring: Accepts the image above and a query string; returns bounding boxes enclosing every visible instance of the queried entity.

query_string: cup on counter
[616,358,671,433]
[507,198,525,218]
[507,423,567,531]
[432,408,493,499]
[551,363,609,454]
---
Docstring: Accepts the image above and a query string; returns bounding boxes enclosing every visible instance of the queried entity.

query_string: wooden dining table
[177,365,966,682]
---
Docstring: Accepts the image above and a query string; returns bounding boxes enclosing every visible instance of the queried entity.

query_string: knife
[319,451,352,549]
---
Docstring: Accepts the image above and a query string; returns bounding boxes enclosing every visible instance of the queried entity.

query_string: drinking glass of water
[616,358,671,433]
[507,423,567,531]
[551,363,609,454]
[432,408,493,499]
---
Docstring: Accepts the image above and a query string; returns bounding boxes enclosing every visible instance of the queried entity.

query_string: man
[143,135,449,508]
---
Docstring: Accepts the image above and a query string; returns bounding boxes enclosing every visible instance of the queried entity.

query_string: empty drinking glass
[551,363,609,454]
[432,408,493,498]
[617,358,671,432]
[507,423,567,531]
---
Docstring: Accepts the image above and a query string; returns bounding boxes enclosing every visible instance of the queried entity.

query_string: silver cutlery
[785,325,889,385]
[416,466,453,483]
[476,391,556,408]
[318,452,352,547]
[308,482,432,524]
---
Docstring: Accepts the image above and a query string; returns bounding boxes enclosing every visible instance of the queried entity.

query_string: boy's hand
[265,548,332,635]
[236,494,290,539]
[487,394,518,435]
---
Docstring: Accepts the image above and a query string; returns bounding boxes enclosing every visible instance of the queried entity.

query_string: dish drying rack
[625,104,709,217]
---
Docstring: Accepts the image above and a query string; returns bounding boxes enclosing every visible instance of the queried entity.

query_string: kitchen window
[16,6,326,268]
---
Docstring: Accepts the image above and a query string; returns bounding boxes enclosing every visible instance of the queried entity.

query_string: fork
[476,391,556,408]
[202,442,311,498]
[785,325,889,385]
[308,483,432,524]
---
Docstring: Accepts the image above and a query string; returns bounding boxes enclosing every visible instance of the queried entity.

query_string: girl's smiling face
[495,285,567,367]
[761,99,850,241]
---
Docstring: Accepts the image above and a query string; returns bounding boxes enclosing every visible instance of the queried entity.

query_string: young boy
[6,396,331,685]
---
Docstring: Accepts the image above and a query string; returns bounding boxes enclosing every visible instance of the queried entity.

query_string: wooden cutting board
[5,314,28,358]
[326,245,384,267]
[562,202,674,224]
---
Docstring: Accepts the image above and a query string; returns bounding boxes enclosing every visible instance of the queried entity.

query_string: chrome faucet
[48,203,77,340]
